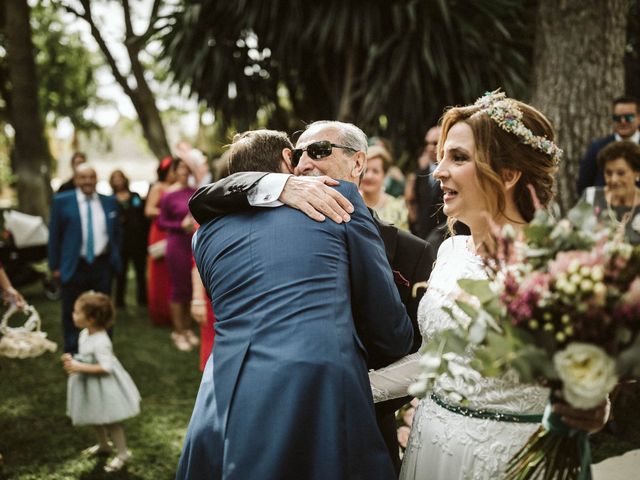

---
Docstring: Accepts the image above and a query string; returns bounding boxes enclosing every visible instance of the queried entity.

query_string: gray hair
[307,121,368,154]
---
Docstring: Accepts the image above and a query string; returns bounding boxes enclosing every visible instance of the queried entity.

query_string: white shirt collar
[75,188,98,202]
[614,130,640,143]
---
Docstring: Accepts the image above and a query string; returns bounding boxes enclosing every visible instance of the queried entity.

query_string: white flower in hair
[475,90,563,165]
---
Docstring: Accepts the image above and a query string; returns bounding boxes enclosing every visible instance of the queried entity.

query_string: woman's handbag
[0,303,57,358]
[147,239,167,259]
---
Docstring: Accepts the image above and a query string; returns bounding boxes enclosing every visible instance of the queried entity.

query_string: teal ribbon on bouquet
[542,403,592,480]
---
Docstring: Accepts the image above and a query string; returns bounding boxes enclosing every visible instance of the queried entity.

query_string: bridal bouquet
[410,200,640,480]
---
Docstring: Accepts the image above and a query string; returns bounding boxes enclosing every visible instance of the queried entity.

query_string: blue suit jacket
[48,190,122,283]
[177,182,412,480]
[577,134,616,194]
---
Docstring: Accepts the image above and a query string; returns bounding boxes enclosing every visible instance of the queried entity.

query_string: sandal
[171,332,192,352]
[185,330,200,347]
[81,444,113,456]
[104,451,131,473]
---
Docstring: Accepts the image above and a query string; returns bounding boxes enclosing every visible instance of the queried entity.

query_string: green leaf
[458,278,497,304]
[454,300,479,321]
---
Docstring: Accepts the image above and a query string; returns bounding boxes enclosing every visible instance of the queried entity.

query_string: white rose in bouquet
[553,342,618,409]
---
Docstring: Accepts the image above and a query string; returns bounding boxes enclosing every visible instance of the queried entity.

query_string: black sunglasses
[291,140,357,167]
[612,113,636,123]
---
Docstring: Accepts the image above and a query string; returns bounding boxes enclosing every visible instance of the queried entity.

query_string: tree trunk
[4,0,52,220]
[128,80,171,160]
[530,0,629,212]
[125,38,171,160]
[62,0,171,161]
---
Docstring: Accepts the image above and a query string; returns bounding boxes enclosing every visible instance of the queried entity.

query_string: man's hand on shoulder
[279,176,354,223]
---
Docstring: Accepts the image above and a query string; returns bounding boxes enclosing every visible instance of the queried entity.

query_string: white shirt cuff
[247,173,290,207]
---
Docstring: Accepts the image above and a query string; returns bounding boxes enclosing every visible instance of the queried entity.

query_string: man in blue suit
[577,96,639,194]
[48,164,121,353]
[189,121,433,473]
[177,129,413,480]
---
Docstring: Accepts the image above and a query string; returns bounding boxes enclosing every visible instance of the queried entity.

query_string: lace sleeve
[369,352,423,403]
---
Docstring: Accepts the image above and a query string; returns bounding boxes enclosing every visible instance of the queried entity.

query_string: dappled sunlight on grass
[1,280,201,479]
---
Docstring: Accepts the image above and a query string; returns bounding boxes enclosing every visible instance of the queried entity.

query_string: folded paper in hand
[148,239,167,259]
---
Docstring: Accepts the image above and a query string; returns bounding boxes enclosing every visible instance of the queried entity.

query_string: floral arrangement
[409,199,640,480]
[475,90,563,165]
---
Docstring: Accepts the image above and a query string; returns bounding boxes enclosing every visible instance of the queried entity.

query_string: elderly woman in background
[580,141,640,245]
[360,145,410,231]
[157,159,198,351]
[110,169,148,309]
[145,157,175,326]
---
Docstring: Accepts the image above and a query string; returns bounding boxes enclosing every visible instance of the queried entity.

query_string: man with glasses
[178,129,412,480]
[578,96,640,194]
[189,120,433,472]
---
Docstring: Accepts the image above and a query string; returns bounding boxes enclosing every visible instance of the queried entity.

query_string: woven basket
[0,304,57,358]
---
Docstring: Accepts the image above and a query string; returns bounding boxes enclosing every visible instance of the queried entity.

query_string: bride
[369,92,609,479]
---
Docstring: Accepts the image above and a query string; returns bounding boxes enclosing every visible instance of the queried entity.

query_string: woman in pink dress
[145,157,175,327]
[157,159,198,351]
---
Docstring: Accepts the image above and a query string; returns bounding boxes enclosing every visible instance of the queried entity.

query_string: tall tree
[31,1,101,137]
[1,1,101,134]
[530,0,629,211]
[58,0,171,160]
[162,0,536,163]
[3,0,52,219]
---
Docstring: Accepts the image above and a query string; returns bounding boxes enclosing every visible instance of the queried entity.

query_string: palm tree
[161,0,536,162]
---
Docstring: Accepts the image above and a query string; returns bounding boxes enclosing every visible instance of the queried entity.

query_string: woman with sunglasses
[369,92,609,480]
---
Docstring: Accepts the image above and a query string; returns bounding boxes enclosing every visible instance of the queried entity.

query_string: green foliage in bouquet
[410,199,640,479]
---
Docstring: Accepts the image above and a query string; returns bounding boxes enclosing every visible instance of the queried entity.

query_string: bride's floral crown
[475,90,563,165]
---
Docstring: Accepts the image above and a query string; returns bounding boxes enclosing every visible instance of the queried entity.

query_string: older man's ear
[352,151,367,182]
[281,148,295,174]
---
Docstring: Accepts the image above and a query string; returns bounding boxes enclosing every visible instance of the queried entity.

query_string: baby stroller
[0,210,60,300]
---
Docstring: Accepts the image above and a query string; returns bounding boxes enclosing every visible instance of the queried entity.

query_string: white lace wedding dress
[370,236,549,480]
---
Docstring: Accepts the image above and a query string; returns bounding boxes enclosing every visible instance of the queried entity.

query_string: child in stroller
[0,210,60,300]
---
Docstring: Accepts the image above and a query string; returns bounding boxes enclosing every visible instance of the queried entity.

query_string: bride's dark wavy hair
[437,99,558,232]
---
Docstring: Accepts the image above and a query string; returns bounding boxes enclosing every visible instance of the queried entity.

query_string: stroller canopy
[3,210,49,248]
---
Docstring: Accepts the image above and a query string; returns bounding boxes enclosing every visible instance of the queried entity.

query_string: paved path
[593,449,640,479]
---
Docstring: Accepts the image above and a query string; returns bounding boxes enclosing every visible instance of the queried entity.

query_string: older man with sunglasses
[189,120,434,473]
[578,96,640,194]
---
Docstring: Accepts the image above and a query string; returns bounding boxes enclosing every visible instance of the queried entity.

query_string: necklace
[605,188,639,232]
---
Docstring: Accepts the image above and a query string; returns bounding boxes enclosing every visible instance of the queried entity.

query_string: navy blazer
[577,134,616,194]
[48,190,122,283]
[177,182,412,480]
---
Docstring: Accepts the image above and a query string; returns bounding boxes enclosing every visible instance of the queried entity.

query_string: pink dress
[157,187,196,303]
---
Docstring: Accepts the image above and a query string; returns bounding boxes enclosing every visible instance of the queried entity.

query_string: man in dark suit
[48,164,121,353]
[57,151,87,193]
[189,121,434,472]
[177,129,413,480]
[577,96,639,194]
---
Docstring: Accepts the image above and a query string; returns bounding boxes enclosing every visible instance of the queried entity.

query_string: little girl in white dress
[62,291,140,473]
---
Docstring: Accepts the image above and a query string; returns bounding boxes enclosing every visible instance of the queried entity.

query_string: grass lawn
[1,278,202,479]
[1,274,639,479]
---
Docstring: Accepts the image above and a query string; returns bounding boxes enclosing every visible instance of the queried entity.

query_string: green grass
[0,278,201,479]
[1,275,639,479]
